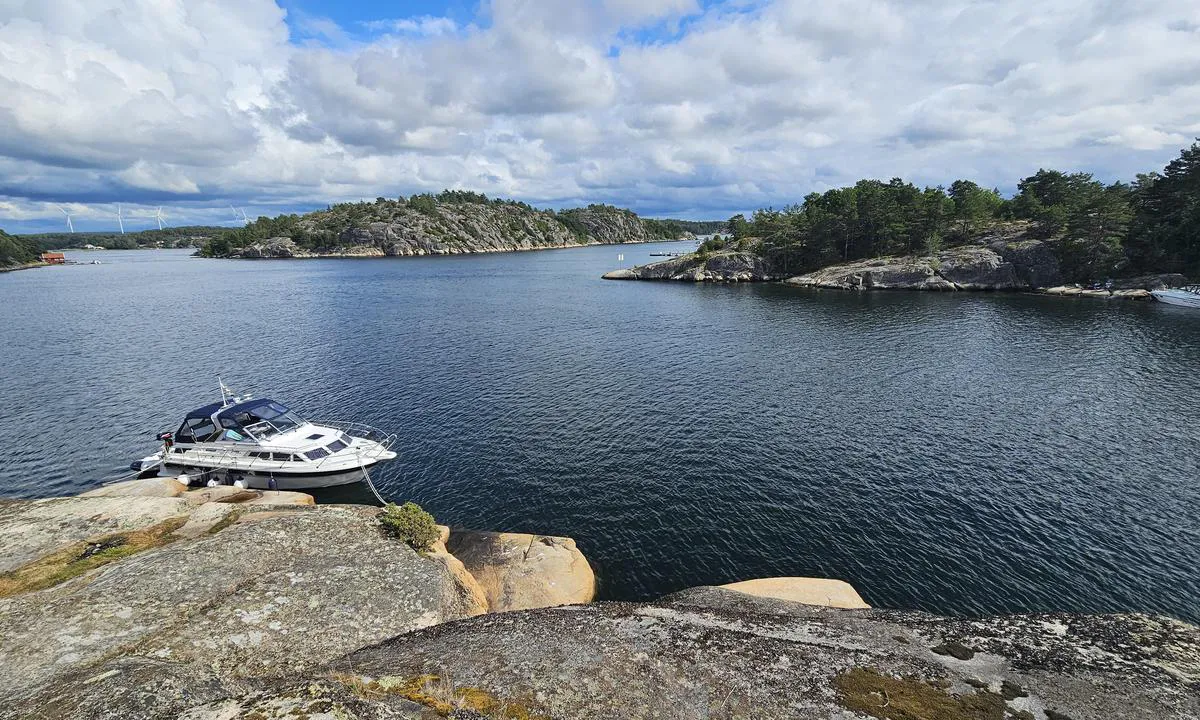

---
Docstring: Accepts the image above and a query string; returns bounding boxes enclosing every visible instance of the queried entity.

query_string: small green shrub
[379,502,440,551]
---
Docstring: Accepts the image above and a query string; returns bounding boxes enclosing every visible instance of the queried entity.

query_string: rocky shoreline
[1,479,1197,718]
[604,233,1189,300]
[236,234,667,259]
[0,260,48,273]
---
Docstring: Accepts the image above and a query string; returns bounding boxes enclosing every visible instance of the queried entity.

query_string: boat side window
[175,421,195,444]
[180,417,219,443]
[272,452,293,462]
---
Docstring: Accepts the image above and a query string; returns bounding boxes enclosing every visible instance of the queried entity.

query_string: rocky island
[200,192,697,259]
[605,224,1187,299]
[1,479,1196,719]
[609,145,1200,296]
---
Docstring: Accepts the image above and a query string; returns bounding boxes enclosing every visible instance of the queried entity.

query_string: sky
[0,0,1198,233]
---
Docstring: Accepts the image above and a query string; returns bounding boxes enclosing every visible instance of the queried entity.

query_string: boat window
[177,417,219,443]
[326,438,348,454]
[216,399,306,441]
[304,447,329,461]
[272,452,293,462]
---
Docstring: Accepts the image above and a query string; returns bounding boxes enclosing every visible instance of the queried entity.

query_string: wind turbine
[230,205,250,225]
[155,207,166,230]
[116,203,125,234]
[58,206,74,233]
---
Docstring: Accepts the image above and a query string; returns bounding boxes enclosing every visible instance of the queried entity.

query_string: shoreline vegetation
[0,228,43,272]
[195,191,720,259]
[22,226,222,251]
[1,478,1196,718]
[607,141,1200,293]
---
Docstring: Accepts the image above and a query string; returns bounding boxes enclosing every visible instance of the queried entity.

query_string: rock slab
[721,576,870,609]
[445,530,596,611]
[0,497,486,708]
[32,587,1196,719]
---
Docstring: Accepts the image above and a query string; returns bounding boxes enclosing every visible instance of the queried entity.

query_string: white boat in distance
[1151,285,1200,309]
[132,384,397,490]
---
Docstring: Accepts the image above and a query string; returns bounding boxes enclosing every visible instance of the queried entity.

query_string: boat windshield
[216,400,306,441]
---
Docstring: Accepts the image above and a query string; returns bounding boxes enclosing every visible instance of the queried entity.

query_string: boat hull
[161,462,376,490]
[1151,289,1200,308]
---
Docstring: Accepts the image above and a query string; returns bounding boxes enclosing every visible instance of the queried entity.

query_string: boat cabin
[175,398,306,444]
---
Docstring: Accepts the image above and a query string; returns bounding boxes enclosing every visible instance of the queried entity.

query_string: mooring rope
[355,448,389,506]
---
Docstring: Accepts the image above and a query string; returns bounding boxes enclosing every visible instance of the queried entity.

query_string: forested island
[198,191,705,258]
[611,141,1200,290]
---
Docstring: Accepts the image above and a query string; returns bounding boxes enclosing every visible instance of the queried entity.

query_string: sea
[1,243,1197,622]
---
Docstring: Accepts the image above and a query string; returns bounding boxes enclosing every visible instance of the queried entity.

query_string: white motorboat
[131,383,397,490]
[1150,285,1200,309]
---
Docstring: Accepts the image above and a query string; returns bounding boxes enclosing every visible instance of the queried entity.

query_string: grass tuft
[0,517,188,598]
[333,673,548,719]
[834,667,1007,720]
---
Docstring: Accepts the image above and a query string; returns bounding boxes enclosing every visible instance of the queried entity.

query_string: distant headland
[195,192,721,259]
[605,141,1200,293]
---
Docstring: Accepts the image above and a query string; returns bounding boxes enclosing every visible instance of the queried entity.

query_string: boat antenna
[219,376,230,405]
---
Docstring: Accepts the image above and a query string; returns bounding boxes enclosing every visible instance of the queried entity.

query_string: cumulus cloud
[0,0,1198,231]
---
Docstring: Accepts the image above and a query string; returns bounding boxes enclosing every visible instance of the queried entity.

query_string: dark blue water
[2,246,1198,622]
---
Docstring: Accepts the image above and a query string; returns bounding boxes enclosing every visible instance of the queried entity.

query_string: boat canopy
[177,398,306,443]
[185,401,226,420]
[216,398,290,426]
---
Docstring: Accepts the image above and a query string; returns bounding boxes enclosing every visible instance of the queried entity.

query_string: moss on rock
[834,667,1007,720]
[0,516,187,598]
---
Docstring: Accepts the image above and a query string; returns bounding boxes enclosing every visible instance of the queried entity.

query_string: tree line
[0,229,41,267]
[730,141,1200,282]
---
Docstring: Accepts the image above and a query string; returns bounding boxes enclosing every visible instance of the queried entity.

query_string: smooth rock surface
[331,588,1200,720]
[79,476,187,498]
[786,254,959,290]
[31,587,1196,719]
[0,496,190,573]
[784,243,1050,291]
[0,502,487,706]
[720,576,871,609]
[445,530,596,611]
[240,490,316,506]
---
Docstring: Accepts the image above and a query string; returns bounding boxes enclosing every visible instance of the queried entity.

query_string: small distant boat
[1150,285,1200,309]
[130,381,397,489]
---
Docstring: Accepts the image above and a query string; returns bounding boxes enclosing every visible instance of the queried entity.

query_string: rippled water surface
[2,246,1198,621]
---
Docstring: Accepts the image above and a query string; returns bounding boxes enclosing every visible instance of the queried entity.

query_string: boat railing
[165,421,397,477]
[314,420,399,451]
